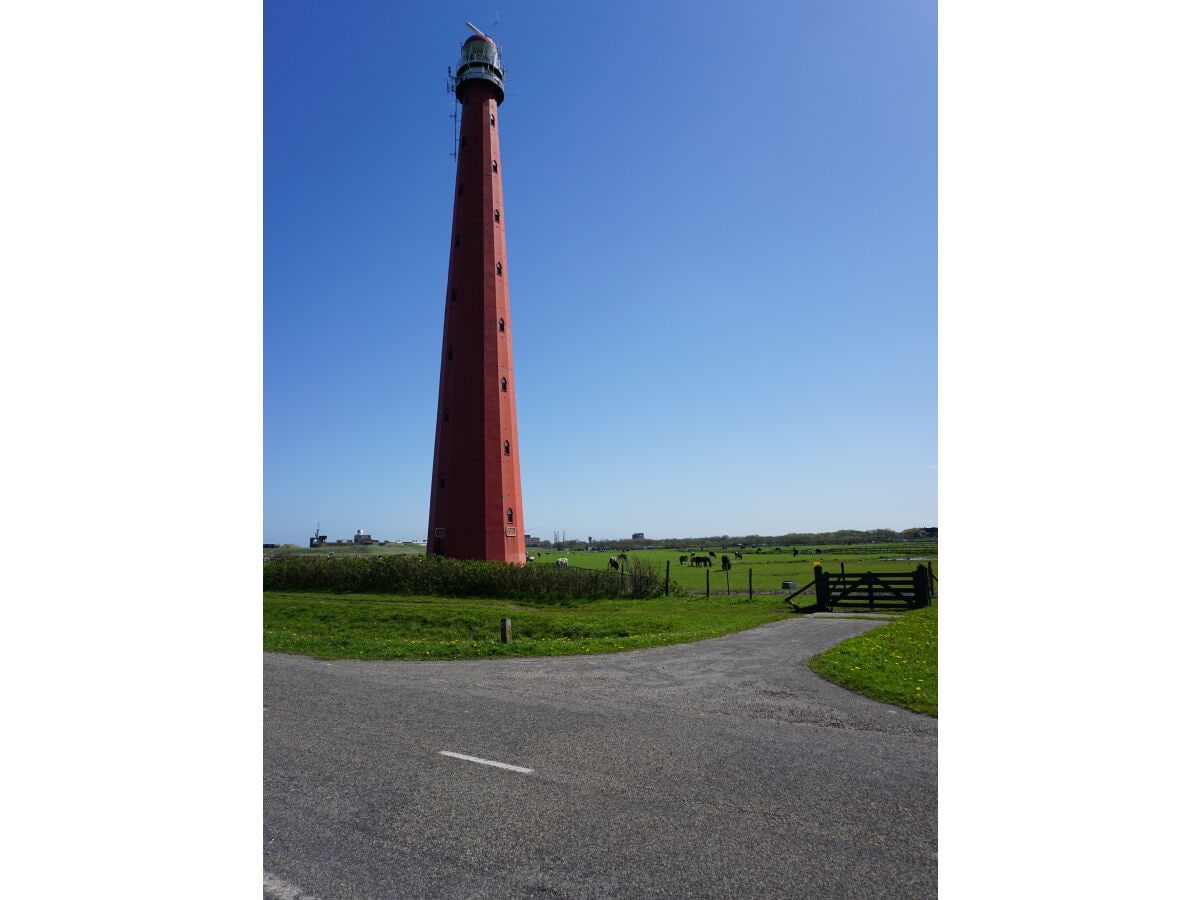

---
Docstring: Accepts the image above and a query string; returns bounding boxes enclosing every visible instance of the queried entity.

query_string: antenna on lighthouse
[465,21,487,38]
[446,66,459,160]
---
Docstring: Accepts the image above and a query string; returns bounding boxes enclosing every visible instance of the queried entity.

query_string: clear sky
[264,0,937,545]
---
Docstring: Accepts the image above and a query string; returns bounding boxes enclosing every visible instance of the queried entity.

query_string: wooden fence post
[814,564,829,611]
[500,618,512,643]
[914,565,930,608]
[706,568,710,597]
[748,568,753,601]
[665,560,670,596]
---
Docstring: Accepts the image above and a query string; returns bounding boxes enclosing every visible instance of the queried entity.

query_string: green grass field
[264,541,937,716]
[525,545,935,595]
[264,592,796,659]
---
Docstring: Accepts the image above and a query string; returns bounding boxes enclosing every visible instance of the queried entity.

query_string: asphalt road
[264,616,937,898]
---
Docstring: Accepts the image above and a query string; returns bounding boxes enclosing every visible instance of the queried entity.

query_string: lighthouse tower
[426,25,526,563]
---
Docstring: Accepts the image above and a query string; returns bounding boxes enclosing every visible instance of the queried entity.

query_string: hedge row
[262,555,667,602]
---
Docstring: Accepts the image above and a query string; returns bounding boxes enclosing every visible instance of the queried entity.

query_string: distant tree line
[532,527,936,552]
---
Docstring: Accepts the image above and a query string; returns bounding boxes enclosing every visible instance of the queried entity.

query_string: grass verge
[264,592,794,660]
[808,605,937,716]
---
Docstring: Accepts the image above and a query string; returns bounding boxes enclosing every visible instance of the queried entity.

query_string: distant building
[632,532,645,540]
[353,529,376,545]
[309,524,328,548]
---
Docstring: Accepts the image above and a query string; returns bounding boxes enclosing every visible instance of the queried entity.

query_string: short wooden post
[867,572,875,610]
[748,568,753,601]
[665,560,670,595]
[500,618,512,643]
[705,568,710,597]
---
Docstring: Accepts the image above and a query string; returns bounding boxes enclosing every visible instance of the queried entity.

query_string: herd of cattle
[543,547,820,573]
[549,551,742,572]
[550,553,631,570]
[676,551,741,571]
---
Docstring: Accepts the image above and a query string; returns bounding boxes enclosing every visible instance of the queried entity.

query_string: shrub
[263,554,672,602]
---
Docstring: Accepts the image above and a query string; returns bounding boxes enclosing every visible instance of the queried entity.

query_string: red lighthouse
[427,24,525,563]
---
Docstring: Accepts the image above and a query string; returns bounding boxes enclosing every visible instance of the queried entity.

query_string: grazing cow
[721,555,731,571]
[556,558,569,568]
[679,554,688,565]
[526,555,535,563]
[609,557,620,571]
[734,551,743,560]
[792,549,799,557]
[690,554,711,567]
[618,553,628,563]
[708,551,716,558]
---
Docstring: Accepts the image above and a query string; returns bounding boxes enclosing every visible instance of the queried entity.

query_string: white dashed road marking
[439,751,533,774]
[263,871,321,899]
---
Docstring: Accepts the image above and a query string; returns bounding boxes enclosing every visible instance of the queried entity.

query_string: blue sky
[264,0,937,544]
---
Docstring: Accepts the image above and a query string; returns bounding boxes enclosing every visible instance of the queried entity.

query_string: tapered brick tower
[427,25,525,563]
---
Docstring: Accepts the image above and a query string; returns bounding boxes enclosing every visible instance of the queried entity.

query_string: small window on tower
[498,317,505,332]
[490,113,496,125]
[507,508,514,524]
[503,440,510,455]
[439,474,446,488]
[501,377,508,392]
[443,408,450,422]
[496,262,503,275]
[492,160,498,173]
[447,346,454,360]
[454,234,461,247]
[493,209,500,222]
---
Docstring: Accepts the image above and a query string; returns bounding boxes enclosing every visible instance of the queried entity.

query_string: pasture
[526,543,937,596]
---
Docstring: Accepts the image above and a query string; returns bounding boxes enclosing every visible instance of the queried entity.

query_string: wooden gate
[786,564,934,613]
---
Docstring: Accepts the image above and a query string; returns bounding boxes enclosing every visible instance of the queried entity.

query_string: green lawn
[809,605,937,716]
[264,591,795,660]
[264,543,938,717]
